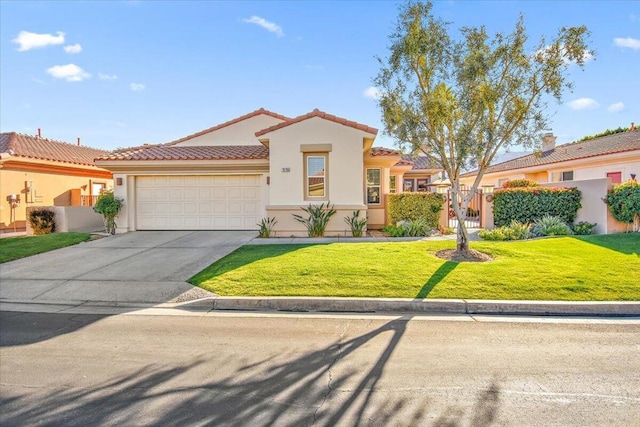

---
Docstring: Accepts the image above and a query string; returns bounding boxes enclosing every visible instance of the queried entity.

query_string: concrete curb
[181,296,640,317]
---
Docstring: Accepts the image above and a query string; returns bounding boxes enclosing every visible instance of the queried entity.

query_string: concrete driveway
[0,231,255,305]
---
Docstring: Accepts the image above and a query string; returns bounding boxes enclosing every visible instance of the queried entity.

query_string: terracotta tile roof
[0,132,110,167]
[97,145,269,161]
[394,159,414,166]
[402,155,441,170]
[370,146,401,156]
[165,108,289,146]
[255,109,378,137]
[461,129,640,177]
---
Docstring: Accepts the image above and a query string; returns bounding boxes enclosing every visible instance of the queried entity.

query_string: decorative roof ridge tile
[255,108,378,137]
[165,108,289,146]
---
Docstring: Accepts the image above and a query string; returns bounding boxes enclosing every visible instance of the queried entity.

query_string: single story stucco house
[95,108,439,236]
[0,131,112,233]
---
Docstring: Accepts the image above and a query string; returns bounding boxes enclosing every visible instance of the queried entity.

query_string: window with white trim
[305,154,327,199]
[366,168,381,204]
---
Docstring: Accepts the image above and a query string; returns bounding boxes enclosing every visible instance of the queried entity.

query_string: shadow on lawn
[189,243,320,284]
[0,317,502,426]
[416,261,458,299]
[572,234,640,256]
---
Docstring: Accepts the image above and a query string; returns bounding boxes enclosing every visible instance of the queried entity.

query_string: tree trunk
[456,218,470,254]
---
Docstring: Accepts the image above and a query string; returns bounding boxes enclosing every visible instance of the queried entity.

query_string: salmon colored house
[0,132,112,233]
[96,108,435,235]
[461,129,640,188]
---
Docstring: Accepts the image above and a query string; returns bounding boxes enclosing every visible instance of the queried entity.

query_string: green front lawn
[190,234,640,301]
[0,232,93,263]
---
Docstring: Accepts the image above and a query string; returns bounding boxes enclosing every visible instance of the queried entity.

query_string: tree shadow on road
[1,317,501,426]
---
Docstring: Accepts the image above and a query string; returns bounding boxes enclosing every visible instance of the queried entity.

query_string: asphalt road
[1,311,638,426]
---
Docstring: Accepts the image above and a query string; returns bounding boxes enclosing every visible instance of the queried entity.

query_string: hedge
[604,180,640,224]
[387,192,444,228]
[492,187,582,227]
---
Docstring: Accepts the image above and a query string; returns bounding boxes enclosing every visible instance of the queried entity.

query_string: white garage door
[136,175,262,230]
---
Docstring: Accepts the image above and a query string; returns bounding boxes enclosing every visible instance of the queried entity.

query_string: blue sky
[1,1,639,151]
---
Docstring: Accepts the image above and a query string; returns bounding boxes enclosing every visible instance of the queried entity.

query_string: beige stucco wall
[540,178,628,234]
[0,167,112,232]
[267,117,367,206]
[174,114,285,146]
[265,205,367,237]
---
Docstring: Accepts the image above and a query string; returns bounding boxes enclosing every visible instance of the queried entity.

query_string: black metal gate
[447,188,483,229]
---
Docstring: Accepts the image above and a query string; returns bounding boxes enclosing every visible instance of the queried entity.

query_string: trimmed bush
[493,186,581,227]
[387,192,444,228]
[93,191,123,234]
[28,208,56,235]
[604,179,640,227]
[501,179,539,188]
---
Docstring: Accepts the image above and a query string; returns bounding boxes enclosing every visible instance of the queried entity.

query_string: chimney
[542,132,556,152]
[77,137,81,146]
[632,122,636,131]
[37,128,41,138]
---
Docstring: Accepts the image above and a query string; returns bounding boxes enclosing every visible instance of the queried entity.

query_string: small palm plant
[257,217,277,238]
[293,202,337,237]
[344,210,367,237]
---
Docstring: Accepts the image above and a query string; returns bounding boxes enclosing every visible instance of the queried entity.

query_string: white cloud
[130,82,146,91]
[614,37,640,50]
[242,16,284,37]
[13,30,65,51]
[607,102,625,113]
[64,43,82,54]
[363,86,381,100]
[567,98,599,110]
[46,64,91,82]
[98,73,118,81]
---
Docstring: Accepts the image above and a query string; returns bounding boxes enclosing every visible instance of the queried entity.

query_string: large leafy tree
[374,1,592,256]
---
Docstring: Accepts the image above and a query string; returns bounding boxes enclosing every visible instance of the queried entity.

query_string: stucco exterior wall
[265,205,367,237]
[0,167,112,232]
[540,178,628,234]
[267,117,366,206]
[174,115,285,146]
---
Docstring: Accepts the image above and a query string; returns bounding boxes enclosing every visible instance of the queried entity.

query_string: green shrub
[383,219,434,237]
[257,217,277,238]
[382,224,408,237]
[604,180,640,229]
[479,220,531,241]
[531,215,573,237]
[387,192,444,227]
[572,221,597,235]
[501,179,539,188]
[292,202,337,237]
[344,210,367,237]
[493,186,581,227]
[28,208,56,235]
[93,191,123,235]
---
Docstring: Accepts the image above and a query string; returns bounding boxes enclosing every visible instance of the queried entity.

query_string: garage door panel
[136,175,262,230]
